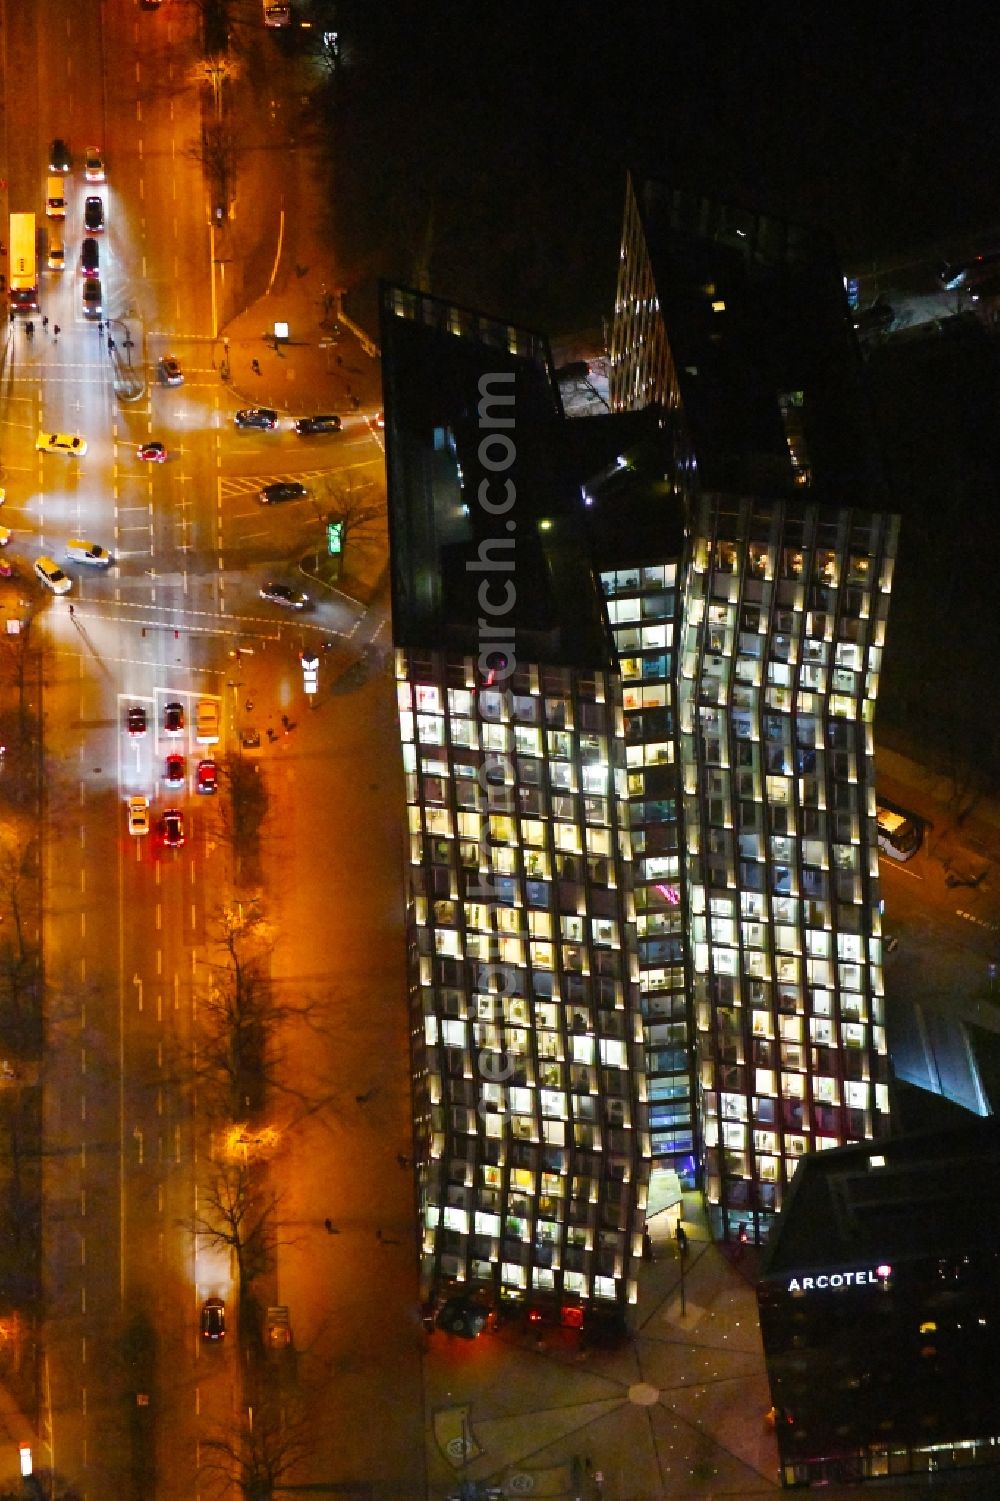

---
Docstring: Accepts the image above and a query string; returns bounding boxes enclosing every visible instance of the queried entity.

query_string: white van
[46,175,66,218]
[47,231,65,271]
[875,803,921,862]
[196,698,220,744]
[65,539,112,568]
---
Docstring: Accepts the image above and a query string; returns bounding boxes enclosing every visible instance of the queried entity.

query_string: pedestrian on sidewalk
[396,1152,411,1168]
[251,358,261,375]
[41,315,48,331]
[323,1218,339,1235]
[53,324,60,339]
[375,1227,382,1242]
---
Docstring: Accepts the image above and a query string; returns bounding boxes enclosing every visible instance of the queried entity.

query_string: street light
[197,56,233,120]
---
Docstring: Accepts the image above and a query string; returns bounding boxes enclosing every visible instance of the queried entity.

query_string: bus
[263,1,291,25]
[9,213,38,312]
[875,802,922,862]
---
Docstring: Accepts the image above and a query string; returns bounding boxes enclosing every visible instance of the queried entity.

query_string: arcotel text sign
[787,1265,891,1294]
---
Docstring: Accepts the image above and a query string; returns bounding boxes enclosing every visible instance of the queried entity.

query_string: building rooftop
[633,179,891,512]
[760,1119,1000,1280]
[381,285,685,664]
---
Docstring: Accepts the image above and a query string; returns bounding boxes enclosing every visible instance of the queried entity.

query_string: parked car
[138,441,168,462]
[127,706,148,736]
[49,138,72,172]
[234,407,278,430]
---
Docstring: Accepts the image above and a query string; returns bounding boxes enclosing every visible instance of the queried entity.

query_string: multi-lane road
[0,5,419,1500]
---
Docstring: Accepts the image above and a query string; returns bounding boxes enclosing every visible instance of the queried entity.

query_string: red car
[159,809,184,848]
[164,753,185,787]
[196,759,218,795]
[139,441,168,462]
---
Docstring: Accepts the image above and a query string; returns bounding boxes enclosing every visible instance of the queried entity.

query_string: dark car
[294,413,342,435]
[164,753,185,786]
[49,138,72,172]
[196,759,218,795]
[258,481,307,505]
[127,706,147,736]
[82,277,102,318]
[81,237,100,277]
[84,195,105,232]
[163,700,184,735]
[158,356,183,387]
[201,1297,225,1340]
[435,1297,490,1339]
[159,809,185,848]
[234,407,278,430]
[259,582,309,610]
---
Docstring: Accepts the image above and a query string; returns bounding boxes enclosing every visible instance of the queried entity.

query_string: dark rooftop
[760,1119,1000,1281]
[380,285,684,665]
[633,178,891,512]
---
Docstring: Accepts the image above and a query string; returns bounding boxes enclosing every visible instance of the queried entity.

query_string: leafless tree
[186,122,240,217]
[214,754,270,853]
[168,901,326,1123]
[201,1392,314,1501]
[189,1161,280,1291]
[0,600,41,741]
[0,830,40,1054]
[310,473,384,576]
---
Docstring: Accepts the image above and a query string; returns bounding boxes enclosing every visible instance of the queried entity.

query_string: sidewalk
[217,269,382,424]
[425,1190,780,1500]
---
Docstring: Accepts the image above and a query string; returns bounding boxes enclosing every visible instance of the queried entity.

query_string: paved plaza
[424,1196,780,1501]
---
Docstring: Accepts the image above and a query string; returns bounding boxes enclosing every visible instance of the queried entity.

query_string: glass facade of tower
[607,175,897,1238]
[598,560,695,1174]
[395,650,648,1314]
[680,493,897,1238]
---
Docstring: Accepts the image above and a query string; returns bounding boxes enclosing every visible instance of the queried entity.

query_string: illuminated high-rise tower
[381,177,898,1321]
[611,177,896,1240]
